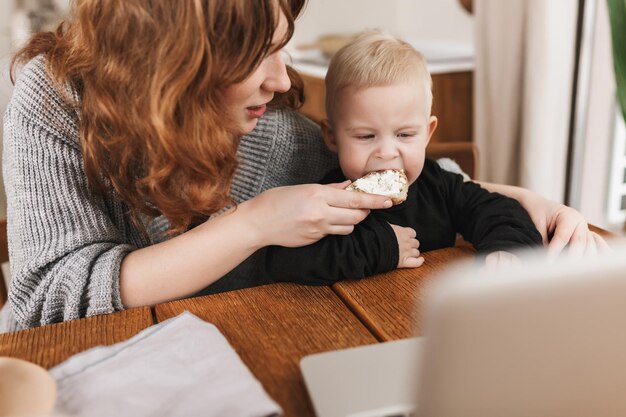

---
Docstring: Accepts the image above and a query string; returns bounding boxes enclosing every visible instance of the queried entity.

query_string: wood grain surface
[333,247,475,341]
[155,283,378,417]
[0,307,153,369]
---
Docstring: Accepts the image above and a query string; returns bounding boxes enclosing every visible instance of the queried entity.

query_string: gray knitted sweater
[0,56,337,332]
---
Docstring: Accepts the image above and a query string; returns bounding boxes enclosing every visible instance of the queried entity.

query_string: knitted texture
[0,56,336,332]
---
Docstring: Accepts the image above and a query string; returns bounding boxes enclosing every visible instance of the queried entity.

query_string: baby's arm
[262,215,400,285]
[443,171,543,253]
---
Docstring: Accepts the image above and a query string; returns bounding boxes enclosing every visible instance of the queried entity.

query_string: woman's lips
[246,104,267,118]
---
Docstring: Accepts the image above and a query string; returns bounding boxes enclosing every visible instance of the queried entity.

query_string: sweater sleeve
[261,215,399,285]
[441,169,543,252]
[2,58,149,330]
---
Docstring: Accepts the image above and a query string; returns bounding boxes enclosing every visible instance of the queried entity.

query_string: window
[607,106,626,224]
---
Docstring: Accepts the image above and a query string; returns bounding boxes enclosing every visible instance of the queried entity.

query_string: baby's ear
[321,119,338,153]
[425,115,438,146]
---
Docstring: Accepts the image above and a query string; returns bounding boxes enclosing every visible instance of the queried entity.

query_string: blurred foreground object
[0,357,56,416]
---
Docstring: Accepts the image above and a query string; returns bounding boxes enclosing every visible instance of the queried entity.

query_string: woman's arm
[120,182,392,307]
[478,182,609,257]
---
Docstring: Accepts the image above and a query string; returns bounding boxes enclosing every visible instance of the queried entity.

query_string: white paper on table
[49,311,281,417]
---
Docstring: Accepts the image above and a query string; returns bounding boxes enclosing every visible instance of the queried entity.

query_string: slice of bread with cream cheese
[346,169,408,205]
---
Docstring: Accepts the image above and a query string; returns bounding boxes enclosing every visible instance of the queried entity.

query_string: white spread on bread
[346,169,408,204]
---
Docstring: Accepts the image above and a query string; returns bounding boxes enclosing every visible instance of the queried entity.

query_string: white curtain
[474,0,579,202]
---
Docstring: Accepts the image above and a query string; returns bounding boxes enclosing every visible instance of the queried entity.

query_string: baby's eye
[397,132,417,138]
[356,134,375,140]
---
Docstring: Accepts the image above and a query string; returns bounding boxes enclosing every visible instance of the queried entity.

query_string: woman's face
[222,11,291,135]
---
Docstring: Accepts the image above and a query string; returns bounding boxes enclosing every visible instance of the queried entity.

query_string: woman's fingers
[547,217,579,259]
[544,205,614,259]
[566,222,589,258]
[584,232,598,256]
[324,184,392,210]
[327,225,356,235]
[326,207,370,227]
[484,251,521,271]
[548,223,611,260]
[593,232,611,252]
[580,231,613,257]
[326,180,352,189]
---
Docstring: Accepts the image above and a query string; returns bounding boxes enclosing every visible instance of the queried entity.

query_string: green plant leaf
[607,0,626,122]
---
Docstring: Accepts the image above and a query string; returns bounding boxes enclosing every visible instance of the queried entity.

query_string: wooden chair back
[426,141,479,179]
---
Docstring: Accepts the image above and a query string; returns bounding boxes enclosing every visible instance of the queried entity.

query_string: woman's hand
[390,224,424,268]
[478,181,610,258]
[239,181,393,248]
[484,251,521,270]
[536,203,610,259]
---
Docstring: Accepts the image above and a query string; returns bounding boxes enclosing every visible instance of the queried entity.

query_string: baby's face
[326,81,437,185]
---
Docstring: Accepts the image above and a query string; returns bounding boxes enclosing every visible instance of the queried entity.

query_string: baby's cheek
[406,173,419,185]
[340,165,363,182]
[405,166,424,184]
[340,158,366,180]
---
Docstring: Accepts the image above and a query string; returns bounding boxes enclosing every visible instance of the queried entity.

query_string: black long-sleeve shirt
[262,159,542,285]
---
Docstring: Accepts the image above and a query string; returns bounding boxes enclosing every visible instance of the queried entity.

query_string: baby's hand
[484,251,521,271]
[390,224,424,268]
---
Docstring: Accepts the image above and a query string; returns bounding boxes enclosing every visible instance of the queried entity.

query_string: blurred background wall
[291,0,473,46]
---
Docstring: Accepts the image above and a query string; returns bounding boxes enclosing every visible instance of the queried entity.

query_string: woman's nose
[261,53,291,94]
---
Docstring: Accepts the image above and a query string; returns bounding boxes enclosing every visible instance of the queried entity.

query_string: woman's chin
[237,118,259,136]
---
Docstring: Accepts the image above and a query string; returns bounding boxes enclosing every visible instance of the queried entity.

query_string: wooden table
[0,247,497,416]
[0,307,153,368]
[333,246,475,341]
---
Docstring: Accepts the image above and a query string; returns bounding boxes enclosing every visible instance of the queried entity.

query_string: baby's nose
[375,139,400,159]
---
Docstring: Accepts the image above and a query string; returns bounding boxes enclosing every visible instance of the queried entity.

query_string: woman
[1,0,605,332]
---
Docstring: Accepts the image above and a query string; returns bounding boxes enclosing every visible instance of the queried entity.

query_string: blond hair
[324,30,432,123]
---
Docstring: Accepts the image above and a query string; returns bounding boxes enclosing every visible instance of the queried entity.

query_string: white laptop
[301,245,626,417]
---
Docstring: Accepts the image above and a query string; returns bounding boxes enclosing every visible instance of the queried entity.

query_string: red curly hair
[11,0,306,234]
